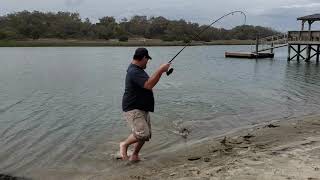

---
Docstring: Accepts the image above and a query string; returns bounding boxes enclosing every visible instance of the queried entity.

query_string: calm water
[1,46,320,178]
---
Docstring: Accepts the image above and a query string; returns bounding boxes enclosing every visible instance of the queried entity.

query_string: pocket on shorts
[126,110,151,141]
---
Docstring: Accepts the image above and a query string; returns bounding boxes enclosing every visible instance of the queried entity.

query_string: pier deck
[225,52,274,59]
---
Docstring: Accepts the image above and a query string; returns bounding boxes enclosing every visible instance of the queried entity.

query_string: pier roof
[297,14,320,21]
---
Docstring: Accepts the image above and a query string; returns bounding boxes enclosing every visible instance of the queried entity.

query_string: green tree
[0,11,280,41]
[0,30,7,39]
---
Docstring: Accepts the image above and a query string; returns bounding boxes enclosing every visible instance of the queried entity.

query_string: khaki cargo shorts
[124,109,151,141]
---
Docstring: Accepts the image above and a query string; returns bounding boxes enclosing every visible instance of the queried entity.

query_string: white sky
[0,0,319,31]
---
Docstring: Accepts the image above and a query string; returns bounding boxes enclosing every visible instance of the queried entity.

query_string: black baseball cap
[134,48,152,60]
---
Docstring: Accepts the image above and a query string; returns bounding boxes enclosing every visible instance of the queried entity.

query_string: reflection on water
[1,46,320,178]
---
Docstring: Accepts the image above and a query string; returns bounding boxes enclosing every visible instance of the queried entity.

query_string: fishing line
[166,10,247,76]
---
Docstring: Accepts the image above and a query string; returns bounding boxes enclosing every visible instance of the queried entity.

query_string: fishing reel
[166,68,174,76]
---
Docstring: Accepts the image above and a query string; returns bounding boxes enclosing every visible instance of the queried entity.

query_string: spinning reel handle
[166,68,174,76]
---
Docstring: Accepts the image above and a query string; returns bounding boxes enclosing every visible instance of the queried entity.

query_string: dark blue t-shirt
[122,63,155,112]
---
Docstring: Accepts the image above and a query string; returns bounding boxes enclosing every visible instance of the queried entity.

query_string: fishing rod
[166,10,247,76]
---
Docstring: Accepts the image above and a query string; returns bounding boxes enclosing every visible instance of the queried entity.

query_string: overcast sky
[1,0,319,31]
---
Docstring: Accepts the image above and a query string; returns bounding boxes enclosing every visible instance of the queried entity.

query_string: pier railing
[253,34,288,53]
[288,31,320,42]
[259,34,288,44]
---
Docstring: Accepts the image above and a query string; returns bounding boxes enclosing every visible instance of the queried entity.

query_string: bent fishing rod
[166,10,247,76]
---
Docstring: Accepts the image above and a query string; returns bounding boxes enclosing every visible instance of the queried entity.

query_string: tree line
[0,11,280,42]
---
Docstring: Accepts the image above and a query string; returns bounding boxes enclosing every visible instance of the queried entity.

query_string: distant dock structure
[225,33,287,59]
[288,14,320,62]
[226,14,320,61]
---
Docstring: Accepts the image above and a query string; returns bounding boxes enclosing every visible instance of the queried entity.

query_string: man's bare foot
[120,142,129,160]
[129,154,140,162]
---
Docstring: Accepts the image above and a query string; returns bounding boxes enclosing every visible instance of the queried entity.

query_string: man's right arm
[144,63,170,90]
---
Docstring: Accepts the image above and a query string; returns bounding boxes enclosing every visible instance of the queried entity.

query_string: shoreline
[107,115,320,180]
[0,39,255,47]
[24,115,320,180]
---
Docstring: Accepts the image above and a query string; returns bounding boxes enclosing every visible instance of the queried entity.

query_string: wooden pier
[226,14,320,61]
[287,14,320,62]
[225,52,274,59]
[225,33,287,59]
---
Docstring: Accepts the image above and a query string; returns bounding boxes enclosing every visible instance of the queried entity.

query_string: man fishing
[120,47,171,161]
[119,11,246,161]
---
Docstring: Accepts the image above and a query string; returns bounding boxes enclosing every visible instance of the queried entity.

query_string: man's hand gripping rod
[166,11,246,76]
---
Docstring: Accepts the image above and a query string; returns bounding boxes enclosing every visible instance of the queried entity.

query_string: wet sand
[0,174,29,180]
[20,115,320,180]
[105,115,320,180]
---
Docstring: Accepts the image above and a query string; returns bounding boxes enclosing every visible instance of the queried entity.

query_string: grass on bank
[0,38,255,47]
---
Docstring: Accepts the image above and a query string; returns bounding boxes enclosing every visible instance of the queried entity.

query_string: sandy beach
[4,116,320,180]
[102,115,320,180]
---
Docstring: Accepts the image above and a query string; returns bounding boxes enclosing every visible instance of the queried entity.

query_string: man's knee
[134,128,151,141]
